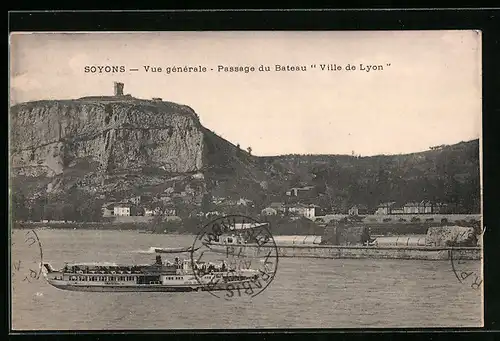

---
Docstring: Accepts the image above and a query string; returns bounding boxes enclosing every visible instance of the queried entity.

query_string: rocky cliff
[11,97,204,177]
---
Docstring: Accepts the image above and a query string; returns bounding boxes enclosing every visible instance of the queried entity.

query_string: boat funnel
[42,263,55,273]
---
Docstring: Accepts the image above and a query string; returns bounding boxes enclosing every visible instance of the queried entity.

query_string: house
[114,205,131,216]
[403,201,437,214]
[391,208,404,214]
[164,208,176,216]
[159,196,171,203]
[419,200,433,214]
[261,207,278,216]
[375,202,396,215]
[433,202,447,214]
[212,197,225,205]
[205,211,221,218]
[403,202,419,214]
[269,202,286,214]
[127,196,141,205]
[348,205,369,216]
[287,186,316,198]
[287,203,319,220]
[236,198,253,206]
[101,203,115,217]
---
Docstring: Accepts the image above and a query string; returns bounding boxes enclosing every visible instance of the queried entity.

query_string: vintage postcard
[9,31,482,330]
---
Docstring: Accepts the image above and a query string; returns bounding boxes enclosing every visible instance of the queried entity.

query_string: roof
[378,202,396,207]
[350,204,368,210]
[287,203,318,208]
[114,204,132,208]
[291,186,315,191]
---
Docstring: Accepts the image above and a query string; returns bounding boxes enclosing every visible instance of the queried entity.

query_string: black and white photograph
[9,30,482,329]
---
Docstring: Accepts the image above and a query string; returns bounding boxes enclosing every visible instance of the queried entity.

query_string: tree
[201,193,212,213]
[11,192,29,221]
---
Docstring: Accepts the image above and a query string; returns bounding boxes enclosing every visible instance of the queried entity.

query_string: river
[10,229,483,330]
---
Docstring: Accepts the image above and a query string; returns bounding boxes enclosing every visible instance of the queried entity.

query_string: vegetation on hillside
[255,140,480,213]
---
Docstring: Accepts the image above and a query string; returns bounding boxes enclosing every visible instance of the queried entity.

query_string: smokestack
[114,82,124,96]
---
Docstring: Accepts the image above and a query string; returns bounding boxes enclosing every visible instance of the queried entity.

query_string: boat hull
[46,279,260,293]
[49,283,205,292]
[207,243,482,261]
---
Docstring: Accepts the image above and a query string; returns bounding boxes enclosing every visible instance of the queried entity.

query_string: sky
[9,31,482,156]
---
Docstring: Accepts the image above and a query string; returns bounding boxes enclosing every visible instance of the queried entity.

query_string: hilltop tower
[114,82,124,96]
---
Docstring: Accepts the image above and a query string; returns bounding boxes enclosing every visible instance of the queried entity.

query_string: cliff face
[10,98,205,178]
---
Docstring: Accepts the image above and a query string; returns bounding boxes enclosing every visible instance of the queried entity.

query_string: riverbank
[12,221,153,232]
[12,219,481,237]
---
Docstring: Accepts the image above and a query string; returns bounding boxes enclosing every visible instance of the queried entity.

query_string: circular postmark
[11,227,44,284]
[449,225,484,291]
[190,215,279,299]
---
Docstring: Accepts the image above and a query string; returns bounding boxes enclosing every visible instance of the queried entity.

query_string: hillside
[257,140,481,213]
[9,95,480,222]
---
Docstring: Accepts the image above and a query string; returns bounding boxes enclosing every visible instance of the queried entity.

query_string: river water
[11,229,483,330]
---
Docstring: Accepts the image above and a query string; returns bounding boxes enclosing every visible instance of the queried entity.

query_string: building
[269,202,286,214]
[101,204,115,217]
[391,208,404,214]
[236,198,253,206]
[113,205,131,216]
[287,186,316,198]
[261,207,278,216]
[419,200,433,214]
[287,203,318,220]
[403,201,444,214]
[433,202,448,214]
[127,196,141,205]
[348,205,369,216]
[375,202,396,215]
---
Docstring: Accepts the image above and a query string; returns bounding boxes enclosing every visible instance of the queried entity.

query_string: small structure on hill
[114,82,124,96]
